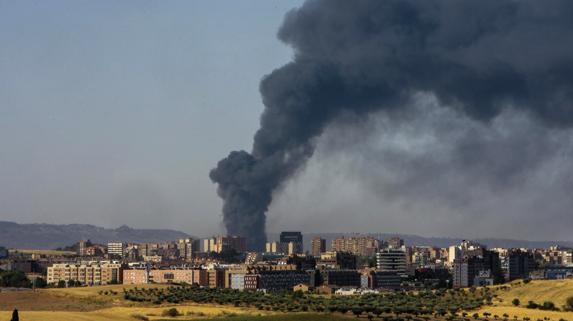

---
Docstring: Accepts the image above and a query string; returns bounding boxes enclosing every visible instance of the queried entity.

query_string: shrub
[352,307,364,318]
[512,299,520,306]
[565,296,573,311]
[130,313,149,321]
[527,301,538,309]
[540,301,556,311]
[161,308,180,317]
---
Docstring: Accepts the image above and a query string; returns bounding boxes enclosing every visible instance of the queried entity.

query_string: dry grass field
[478,279,573,320]
[2,279,573,321]
[0,284,170,311]
[0,284,272,321]
[0,305,271,321]
[495,279,573,308]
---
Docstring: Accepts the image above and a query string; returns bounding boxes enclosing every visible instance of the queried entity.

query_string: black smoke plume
[211,0,573,250]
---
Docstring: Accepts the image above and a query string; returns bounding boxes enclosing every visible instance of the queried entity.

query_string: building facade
[320,270,361,287]
[507,249,536,281]
[47,261,122,285]
[123,268,208,285]
[331,236,380,257]
[317,251,357,270]
[453,249,502,288]
[244,270,310,291]
[107,242,125,258]
[376,248,407,272]
[280,231,303,255]
[203,236,247,254]
[311,237,326,257]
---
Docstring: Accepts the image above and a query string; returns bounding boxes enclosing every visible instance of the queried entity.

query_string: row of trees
[513,296,573,312]
[0,269,32,288]
[122,284,493,317]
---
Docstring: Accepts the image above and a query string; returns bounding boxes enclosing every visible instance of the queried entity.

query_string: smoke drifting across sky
[210,0,573,249]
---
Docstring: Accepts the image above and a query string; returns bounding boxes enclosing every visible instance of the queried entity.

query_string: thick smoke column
[211,0,573,250]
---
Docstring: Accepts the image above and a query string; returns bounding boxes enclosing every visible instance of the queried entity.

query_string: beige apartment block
[123,268,208,285]
[47,261,122,286]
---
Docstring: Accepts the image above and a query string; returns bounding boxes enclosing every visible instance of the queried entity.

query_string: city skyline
[3,1,573,320]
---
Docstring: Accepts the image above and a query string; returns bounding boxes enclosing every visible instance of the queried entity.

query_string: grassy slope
[0,284,272,321]
[0,284,171,311]
[496,280,573,308]
[479,279,573,320]
[4,279,573,321]
[0,306,273,321]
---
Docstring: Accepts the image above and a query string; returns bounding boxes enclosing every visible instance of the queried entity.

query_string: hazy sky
[2,1,573,242]
[0,1,302,234]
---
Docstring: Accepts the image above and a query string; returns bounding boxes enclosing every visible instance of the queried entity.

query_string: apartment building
[265,241,288,254]
[376,248,407,273]
[243,270,310,291]
[107,242,125,258]
[320,269,361,287]
[331,236,380,257]
[311,237,326,257]
[203,236,247,253]
[177,238,198,261]
[47,261,122,285]
[452,249,502,288]
[370,271,402,289]
[317,251,357,270]
[208,268,226,288]
[123,268,208,285]
[280,231,303,255]
[507,249,536,281]
[387,237,404,249]
[225,264,299,289]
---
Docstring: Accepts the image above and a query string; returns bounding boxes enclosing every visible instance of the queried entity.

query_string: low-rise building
[244,270,310,291]
[123,268,208,285]
[317,251,357,270]
[47,261,122,286]
[370,271,402,289]
[320,270,361,287]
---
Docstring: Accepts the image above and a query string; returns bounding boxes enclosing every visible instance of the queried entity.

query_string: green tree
[0,269,32,288]
[541,301,556,311]
[512,299,520,307]
[352,307,364,318]
[527,301,538,309]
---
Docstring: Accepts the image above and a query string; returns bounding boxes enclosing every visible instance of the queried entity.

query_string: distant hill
[0,221,191,249]
[2,221,571,251]
[268,232,573,251]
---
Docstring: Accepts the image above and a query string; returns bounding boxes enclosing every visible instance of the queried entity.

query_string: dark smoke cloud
[271,97,573,240]
[211,0,573,249]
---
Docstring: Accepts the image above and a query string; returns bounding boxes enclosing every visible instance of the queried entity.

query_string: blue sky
[0,1,303,234]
